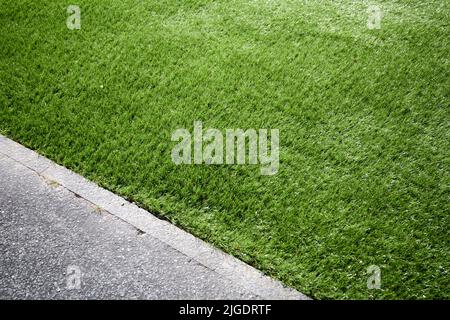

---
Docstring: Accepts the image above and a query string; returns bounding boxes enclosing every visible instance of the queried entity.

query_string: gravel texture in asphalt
[0,154,258,299]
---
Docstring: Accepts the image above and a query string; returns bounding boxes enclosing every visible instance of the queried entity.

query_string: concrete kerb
[0,134,310,300]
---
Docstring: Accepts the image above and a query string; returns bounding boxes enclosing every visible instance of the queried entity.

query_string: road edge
[0,134,310,300]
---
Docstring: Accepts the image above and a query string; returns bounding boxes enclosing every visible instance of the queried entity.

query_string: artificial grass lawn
[0,0,448,299]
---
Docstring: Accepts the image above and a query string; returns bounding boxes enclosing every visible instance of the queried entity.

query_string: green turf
[1,0,449,299]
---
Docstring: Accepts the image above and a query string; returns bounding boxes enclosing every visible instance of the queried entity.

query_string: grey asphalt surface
[0,154,258,299]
